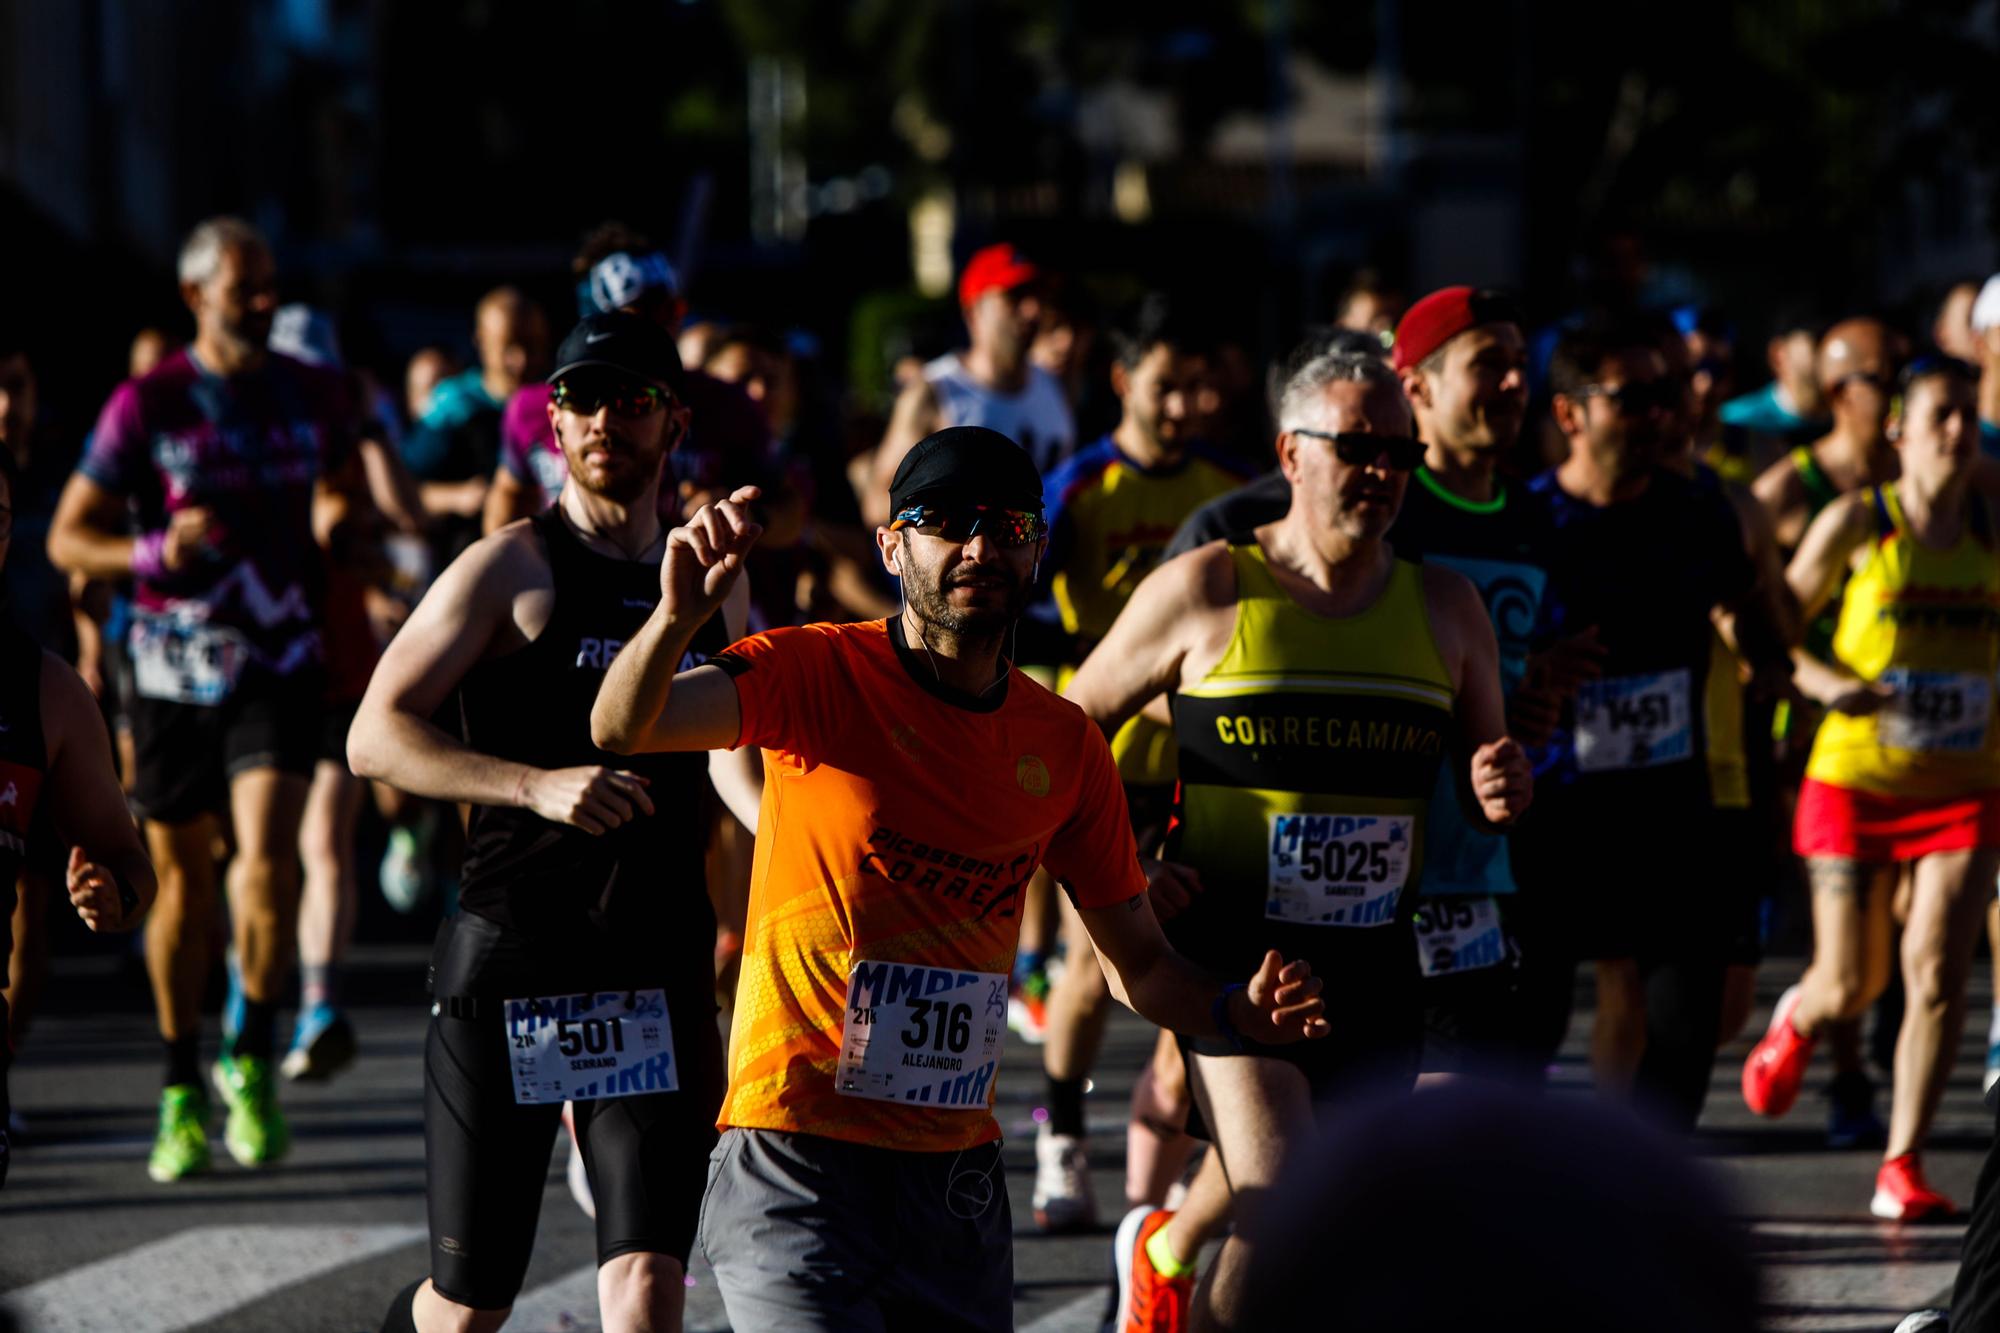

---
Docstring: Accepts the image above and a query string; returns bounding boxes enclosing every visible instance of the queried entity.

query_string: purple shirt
[80,348,354,682]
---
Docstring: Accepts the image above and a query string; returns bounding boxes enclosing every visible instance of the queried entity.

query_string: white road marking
[0,1224,425,1332]
[1020,1289,1109,1332]
[1751,1219,1963,1332]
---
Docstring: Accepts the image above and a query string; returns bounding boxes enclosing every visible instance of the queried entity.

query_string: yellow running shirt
[1807,484,2000,798]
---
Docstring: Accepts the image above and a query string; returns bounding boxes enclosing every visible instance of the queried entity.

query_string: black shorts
[1415,894,1537,1075]
[320,698,360,767]
[423,910,725,1308]
[1510,799,1731,964]
[128,668,323,824]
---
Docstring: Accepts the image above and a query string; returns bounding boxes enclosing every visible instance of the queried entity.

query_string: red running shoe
[1742,984,1816,1117]
[1872,1154,1956,1221]
[1115,1205,1195,1333]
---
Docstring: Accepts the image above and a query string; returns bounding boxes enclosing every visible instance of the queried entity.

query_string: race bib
[129,613,248,706]
[1266,812,1413,928]
[1879,670,1992,753]
[837,962,1006,1109]
[504,988,678,1105]
[1414,897,1506,978]
[1573,669,1692,772]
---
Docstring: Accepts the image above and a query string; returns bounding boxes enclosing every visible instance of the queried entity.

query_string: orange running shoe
[1742,984,1816,1117]
[1115,1205,1195,1333]
[1872,1154,1956,1221]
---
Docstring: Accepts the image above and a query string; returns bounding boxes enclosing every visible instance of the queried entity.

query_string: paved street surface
[2,932,1991,1332]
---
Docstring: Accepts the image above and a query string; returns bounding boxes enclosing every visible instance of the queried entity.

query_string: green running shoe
[212,1054,290,1168]
[147,1084,212,1182]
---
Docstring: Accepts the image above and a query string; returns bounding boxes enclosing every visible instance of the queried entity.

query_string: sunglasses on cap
[890,503,1048,548]
[1567,379,1680,416]
[552,373,671,418]
[1290,429,1427,471]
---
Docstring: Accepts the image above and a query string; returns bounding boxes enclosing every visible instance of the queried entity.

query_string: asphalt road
[1,931,1992,1333]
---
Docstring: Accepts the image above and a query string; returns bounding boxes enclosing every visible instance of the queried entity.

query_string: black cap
[548,311,685,395]
[888,426,1044,515]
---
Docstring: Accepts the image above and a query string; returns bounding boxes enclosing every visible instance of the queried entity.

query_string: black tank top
[0,619,47,888]
[456,512,726,978]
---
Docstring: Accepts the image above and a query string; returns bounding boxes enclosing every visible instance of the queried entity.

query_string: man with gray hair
[48,215,371,1182]
[1076,345,1531,1330]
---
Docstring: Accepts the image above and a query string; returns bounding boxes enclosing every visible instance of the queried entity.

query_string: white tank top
[923,353,1077,474]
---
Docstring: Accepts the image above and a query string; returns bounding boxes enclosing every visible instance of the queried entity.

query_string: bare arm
[860,379,941,528]
[355,435,425,535]
[348,529,660,834]
[347,531,540,804]
[1424,565,1531,829]
[1065,546,1223,737]
[1076,892,1328,1043]
[1785,491,1874,626]
[1750,453,1809,552]
[483,465,540,536]
[42,652,154,931]
[593,487,764,755]
[47,474,139,581]
[703,575,763,831]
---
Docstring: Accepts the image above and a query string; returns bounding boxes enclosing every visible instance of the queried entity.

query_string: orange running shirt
[712,618,1146,1152]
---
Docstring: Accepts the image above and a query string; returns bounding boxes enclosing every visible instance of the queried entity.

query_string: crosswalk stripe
[0,1224,425,1333]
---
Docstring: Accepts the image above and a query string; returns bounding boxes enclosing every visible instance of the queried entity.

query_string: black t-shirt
[1520,466,1754,814]
[1163,468,1292,560]
[456,512,727,987]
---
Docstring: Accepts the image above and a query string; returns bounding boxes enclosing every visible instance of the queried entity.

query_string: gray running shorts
[699,1126,1014,1332]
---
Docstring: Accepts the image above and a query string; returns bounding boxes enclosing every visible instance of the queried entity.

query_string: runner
[865,243,1078,524]
[403,287,549,561]
[1753,318,1901,552]
[46,217,373,1181]
[0,448,159,1190]
[353,312,760,1332]
[1750,316,1903,1143]
[1381,286,1557,1081]
[1719,307,1831,475]
[588,424,1329,1332]
[1511,319,1790,1129]
[1029,296,1254,1234]
[1741,356,2000,1221]
[1071,347,1532,1330]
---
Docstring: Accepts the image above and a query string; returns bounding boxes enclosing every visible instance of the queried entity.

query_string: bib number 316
[837,961,1006,1109]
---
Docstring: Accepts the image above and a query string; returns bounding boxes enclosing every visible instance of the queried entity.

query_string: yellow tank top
[1806,484,2000,797]
[1171,545,1455,928]
[1704,630,1750,810]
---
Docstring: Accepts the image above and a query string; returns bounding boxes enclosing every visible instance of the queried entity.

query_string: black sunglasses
[1568,379,1680,416]
[553,374,671,418]
[890,504,1047,548]
[1290,429,1426,471]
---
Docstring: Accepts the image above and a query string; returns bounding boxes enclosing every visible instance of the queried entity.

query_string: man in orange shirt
[592,426,1328,1330]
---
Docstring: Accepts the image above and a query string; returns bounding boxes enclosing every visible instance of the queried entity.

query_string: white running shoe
[1032,1124,1095,1233]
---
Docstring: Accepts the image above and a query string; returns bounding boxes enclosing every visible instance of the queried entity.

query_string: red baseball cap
[1392,286,1521,372]
[959,243,1041,309]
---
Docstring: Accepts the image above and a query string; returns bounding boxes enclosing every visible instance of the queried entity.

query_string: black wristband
[1212,982,1248,1053]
